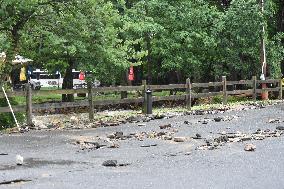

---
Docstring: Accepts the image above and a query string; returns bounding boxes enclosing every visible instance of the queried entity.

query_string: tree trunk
[146,34,152,84]
[62,58,74,102]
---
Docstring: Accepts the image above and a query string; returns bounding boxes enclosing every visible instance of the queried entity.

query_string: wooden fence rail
[0,76,282,125]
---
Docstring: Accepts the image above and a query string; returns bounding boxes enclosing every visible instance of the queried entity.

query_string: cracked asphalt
[1,103,284,189]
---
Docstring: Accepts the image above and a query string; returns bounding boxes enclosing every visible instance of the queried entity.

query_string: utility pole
[260,0,268,100]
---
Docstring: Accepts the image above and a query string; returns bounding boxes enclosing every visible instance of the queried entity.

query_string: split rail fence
[0,76,282,125]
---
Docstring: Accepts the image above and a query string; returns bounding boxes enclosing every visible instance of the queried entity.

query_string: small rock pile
[196,128,284,151]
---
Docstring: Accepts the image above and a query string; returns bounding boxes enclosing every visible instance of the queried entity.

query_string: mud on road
[1,102,284,189]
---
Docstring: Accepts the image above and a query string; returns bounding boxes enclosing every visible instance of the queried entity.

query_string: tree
[0,0,77,84]
[21,0,127,101]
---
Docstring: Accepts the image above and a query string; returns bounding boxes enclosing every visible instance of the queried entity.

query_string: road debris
[140,144,157,148]
[276,126,284,130]
[159,124,172,129]
[0,179,32,185]
[195,128,283,151]
[244,144,256,151]
[268,119,281,123]
[102,160,117,167]
[214,117,222,122]
[16,155,24,165]
[173,137,186,142]
[192,133,202,139]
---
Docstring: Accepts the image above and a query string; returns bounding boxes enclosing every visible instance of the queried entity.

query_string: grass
[12,90,185,105]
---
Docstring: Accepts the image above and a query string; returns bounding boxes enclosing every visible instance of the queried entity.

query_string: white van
[30,69,87,88]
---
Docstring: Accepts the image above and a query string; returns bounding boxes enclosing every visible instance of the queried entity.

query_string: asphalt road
[1,103,284,189]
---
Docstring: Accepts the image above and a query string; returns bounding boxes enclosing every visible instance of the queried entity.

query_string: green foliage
[0,97,24,130]
[0,0,284,87]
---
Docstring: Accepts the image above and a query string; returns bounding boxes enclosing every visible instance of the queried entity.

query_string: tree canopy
[0,0,283,90]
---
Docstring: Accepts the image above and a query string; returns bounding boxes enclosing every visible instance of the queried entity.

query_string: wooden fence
[0,76,282,125]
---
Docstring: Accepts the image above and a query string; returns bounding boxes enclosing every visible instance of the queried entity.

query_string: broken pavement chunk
[102,160,117,167]
[276,126,284,130]
[173,137,186,142]
[244,144,256,151]
[268,119,280,123]
[214,117,222,122]
[159,124,171,129]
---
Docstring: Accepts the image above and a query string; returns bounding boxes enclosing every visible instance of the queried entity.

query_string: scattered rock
[240,136,252,142]
[184,121,191,125]
[214,135,229,143]
[108,143,120,148]
[16,155,24,165]
[140,144,151,147]
[207,146,215,150]
[244,144,256,151]
[102,160,117,167]
[200,120,208,124]
[70,116,79,124]
[196,133,201,138]
[118,163,131,167]
[114,132,124,139]
[173,137,186,142]
[107,134,115,139]
[142,117,152,122]
[162,135,173,140]
[147,132,156,138]
[264,129,270,133]
[196,145,216,150]
[171,128,179,133]
[214,117,222,122]
[159,124,172,129]
[126,116,143,123]
[83,141,106,149]
[154,114,166,119]
[253,135,265,140]
[157,131,166,136]
[140,144,157,148]
[276,126,284,130]
[268,119,280,123]
[192,133,202,139]
[103,122,120,127]
[75,139,107,150]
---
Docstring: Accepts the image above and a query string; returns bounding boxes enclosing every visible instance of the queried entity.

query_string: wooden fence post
[279,78,283,100]
[252,76,257,101]
[222,76,227,105]
[121,91,127,99]
[88,82,94,121]
[25,83,33,126]
[186,78,192,110]
[142,80,147,114]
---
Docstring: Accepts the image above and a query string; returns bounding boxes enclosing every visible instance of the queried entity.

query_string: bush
[0,97,24,130]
